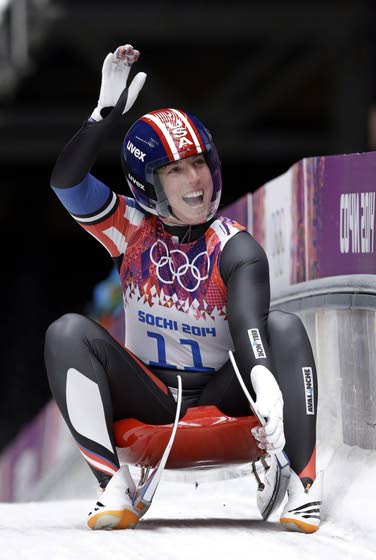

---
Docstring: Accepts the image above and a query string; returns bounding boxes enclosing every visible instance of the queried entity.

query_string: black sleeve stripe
[72,191,119,225]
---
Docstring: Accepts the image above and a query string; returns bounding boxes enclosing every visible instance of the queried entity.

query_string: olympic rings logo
[150,239,210,292]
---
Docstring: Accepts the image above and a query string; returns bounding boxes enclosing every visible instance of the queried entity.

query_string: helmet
[121,108,222,222]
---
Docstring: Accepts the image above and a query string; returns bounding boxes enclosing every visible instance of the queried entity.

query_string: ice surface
[1,441,375,560]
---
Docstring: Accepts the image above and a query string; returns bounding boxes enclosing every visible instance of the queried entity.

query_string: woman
[45,44,322,532]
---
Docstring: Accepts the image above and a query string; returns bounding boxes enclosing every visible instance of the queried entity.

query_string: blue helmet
[121,108,222,222]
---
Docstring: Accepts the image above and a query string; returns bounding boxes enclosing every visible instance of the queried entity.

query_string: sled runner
[229,351,290,520]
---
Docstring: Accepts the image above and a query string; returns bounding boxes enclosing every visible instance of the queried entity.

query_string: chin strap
[180,225,193,243]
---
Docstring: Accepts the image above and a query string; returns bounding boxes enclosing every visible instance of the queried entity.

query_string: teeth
[183,190,204,199]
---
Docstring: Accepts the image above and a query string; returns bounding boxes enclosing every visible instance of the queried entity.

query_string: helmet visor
[145,140,221,222]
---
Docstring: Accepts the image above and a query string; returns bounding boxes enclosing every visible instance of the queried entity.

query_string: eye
[194,157,206,166]
[167,166,181,174]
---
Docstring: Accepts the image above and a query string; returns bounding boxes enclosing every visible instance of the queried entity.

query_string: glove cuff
[90,105,117,122]
[90,106,104,122]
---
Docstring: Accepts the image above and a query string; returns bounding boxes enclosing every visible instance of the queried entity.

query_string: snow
[1,442,376,560]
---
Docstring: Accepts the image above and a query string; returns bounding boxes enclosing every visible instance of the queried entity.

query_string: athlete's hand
[250,365,285,454]
[91,44,147,122]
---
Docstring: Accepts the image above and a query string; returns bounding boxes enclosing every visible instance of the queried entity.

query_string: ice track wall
[271,276,376,452]
[0,151,375,501]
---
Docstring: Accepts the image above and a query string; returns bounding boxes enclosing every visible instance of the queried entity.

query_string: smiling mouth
[182,190,204,207]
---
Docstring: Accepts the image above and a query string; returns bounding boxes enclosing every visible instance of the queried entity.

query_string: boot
[280,469,323,533]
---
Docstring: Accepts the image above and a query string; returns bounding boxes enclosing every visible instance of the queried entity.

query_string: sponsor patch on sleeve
[302,366,315,415]
[248,328,267,359]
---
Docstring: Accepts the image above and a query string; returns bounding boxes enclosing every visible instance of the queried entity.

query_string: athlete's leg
[267,311,322,533]
[197,310,317,485]
[267,310,317,486]
[44,313,177,488]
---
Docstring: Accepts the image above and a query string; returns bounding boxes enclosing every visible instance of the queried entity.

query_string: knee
[45,313,87,350]
[268,310,306,347]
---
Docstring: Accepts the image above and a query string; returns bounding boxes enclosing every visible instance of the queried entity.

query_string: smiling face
[157,154,213,225]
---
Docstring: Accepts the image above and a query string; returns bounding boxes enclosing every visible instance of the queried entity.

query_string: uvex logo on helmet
[127,141,146,161]
[127,172,145,191]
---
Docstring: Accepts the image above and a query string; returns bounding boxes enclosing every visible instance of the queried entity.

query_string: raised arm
[50,45,147,258]
[51,45,146,189]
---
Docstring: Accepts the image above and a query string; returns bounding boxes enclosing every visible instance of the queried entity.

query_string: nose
[187,164,200,186]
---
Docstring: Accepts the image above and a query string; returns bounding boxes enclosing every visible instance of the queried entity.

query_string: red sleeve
[77,195,147,257]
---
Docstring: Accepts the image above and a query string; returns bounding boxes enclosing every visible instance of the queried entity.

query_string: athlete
[44,44,323,532]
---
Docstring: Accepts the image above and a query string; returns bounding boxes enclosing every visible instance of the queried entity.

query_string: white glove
[91,44,147,122]
[250,365,285,454]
